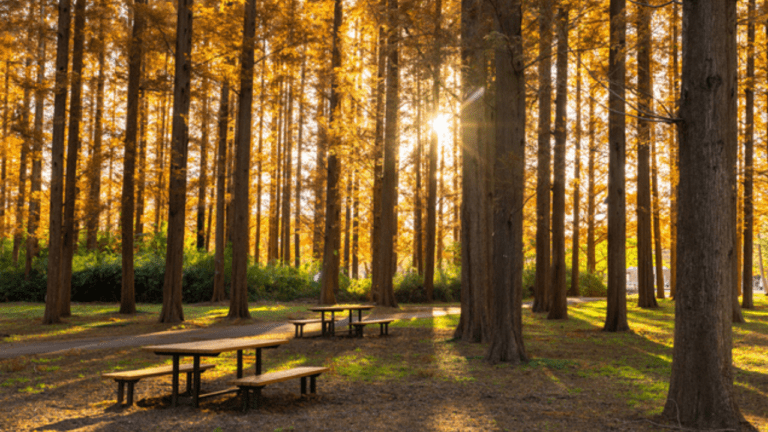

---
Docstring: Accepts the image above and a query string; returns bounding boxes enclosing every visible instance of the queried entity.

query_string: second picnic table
[307,305,375,337]
[142,337,289,407]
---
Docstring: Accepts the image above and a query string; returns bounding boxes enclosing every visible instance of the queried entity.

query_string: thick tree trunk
[196,75,209,250]
[568,51,581,297]
[423,0,441,302]
[159,0,193,324]
[604,0,629,332]
[44,0,72,325]
[485,0,527,364]
[453,0,489,343]
[228,0,256,320]
[120,0,143,316]
[212,81,229,303]
[533,0,553,313]
[635,2,657,309]
[662,0,751,427]
[548,7,568,320]
[742,0,755,310]
[320,0,343,305]
[372,0,399,308]
[26,1,45,280]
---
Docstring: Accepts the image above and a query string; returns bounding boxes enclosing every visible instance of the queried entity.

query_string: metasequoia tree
[586,83,596,273]
[662,0,753,427]
[485,0,527,364]
[668,1,679,299]
[159,0,193,324]
[120,0,145,315]
[44,0,72,325]
[635,1,657,309]
[196,75,209,251]
[453,0,490,343]
[533,0,553,314]
[85,16,106,250]
[370,0,386,295]
[604,0,629,332]
[742,0,756,310]
[211,80,229,303]
[319,0,342,305]
[568,49,582,297]
[548,6,568,320]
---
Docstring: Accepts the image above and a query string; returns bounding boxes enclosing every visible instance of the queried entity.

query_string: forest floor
[0,297,767,432]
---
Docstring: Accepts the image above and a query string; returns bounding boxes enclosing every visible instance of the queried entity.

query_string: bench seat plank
[230,366,329,388]
[351,319,394,337]
[102,363,215,380]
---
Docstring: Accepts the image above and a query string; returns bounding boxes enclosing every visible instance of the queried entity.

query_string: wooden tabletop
[308,305,375,312]
[142,338,289,355]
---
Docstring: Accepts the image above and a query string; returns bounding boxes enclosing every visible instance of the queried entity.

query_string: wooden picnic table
[307,305,375,337]
[142,337,289,407]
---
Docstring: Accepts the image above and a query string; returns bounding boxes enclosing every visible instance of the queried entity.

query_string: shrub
[578,271,608,297]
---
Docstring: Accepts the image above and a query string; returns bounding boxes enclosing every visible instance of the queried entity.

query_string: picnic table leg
[171,355,180,407]
[117,380,125,405]
[320,311,328,337]
[255,348,262,375]
[237,350,244,378]
[301,376,307,395]
[330,311,336,336]
[192,355,201,408]
[348,309,354,336]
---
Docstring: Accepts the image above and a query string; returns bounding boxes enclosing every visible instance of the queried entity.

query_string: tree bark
[86,27,105,250]
[652,125,665,298]
[413,86,423,275]
[533,0,553,313]
[569,50,581,297]
[26,0,45,280]
[44,0,72,325]
[586,84,596,273]
[294,57,306,268]
[662,0,751,427]
[742,0,755,310]
[668,1,679,299]
[312,95,326,260]
[0,62,7,242]
[604,0,629,332]
[196,75,209,251]
[485,0,527,364]
[635,1,657,309]
[370,2,386,295]
[228,0,256,320]
[159,0,194,324]
[281,75,293,265]
[548,7,568,320]
[254,45,267,263]
[120,0,143,316]
[135,96,148,239]
[212,80,229,303]
[319,0,343,305]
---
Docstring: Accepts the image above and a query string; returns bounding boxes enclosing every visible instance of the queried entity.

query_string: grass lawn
[0,296,766,431]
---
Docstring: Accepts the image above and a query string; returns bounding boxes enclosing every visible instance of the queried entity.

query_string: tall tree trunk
[636,1,657,309]
[423,0,441,302]
[652,125,665,298]
[604,0,629,332]
[533,0,553,313]
[0,62,7,243]
[662,0,751,426]
[452,76,460,263]
[586,84,596,273]
[742,0,755,310]
[196,75,209,250]
[485,0,527,364]
[436,143,445,269]
[159,0,193,324]
[320,0,343,304]
[135,96,148,238]
[294,57,306,268]
[254,46,267,263]
[44,0,72,325]
[212,80,229,303]
[26,0,46,279]
[732,136,745,322]
[351,171,359,278]
[154,59,170,234]
[568,51,581,297]
[413,85,423,275]
[453,0,490,342]
[228,0,256,320]
[668,1,679,299]
[370,4,386,287]
[281,76,293,265]
[119,0,143,315]
[343,174,352,274]
[312,96,326,260]
[372,0,399,307]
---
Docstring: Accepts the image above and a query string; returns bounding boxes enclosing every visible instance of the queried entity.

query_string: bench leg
[126,381,135,406]
[117,381,124,405]
[185,372,192,395]
[171,355,180,407]
[301,377,307,395]
[242,388,249,413]
[310,374,318,394]
[193,355,201,408]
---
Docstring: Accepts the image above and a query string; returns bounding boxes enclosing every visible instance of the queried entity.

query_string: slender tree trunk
[294,57,306,268]
[254,55,267,264]
[423,0,441,302]
[44,0,72,325]
[742,0,755,310]
[662,0,751,426]
[452,77,460,263]
[758,236,766,293]
[351,171,359,278]
[370,6,386,288]
[196,75,209,250]
[453,0,490,342]
[604,0,629,332]
[343,174,351,274]
[586,84,596,273]
[568,51,581,297]
[372,0,399,308]
[212,80,229,303]
[228,0,256,320]
[281,76,293,266]
[119,0,143,315]
[636,1,657,309]
[320,0,343,305]
[154,60,170,234]
[26,1,46,279]
[312,96,326,260]
[548,7,568,320]
[485,0,527,364]
[436,143,445,269]
[668,1,679,299]
[413,85,423,275]
[533,0,553,313]
[0,62,7,243]
[135,96,148,239]
[652,125,665,298]
[159,0,193,324]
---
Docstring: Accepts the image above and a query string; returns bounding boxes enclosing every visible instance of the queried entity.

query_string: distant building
[626,266,671,292]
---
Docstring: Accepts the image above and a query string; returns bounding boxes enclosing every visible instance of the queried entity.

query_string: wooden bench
[351,319,394,337]
[230,366,329,412]
[288,319,323,338]
[102,363,215,406]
